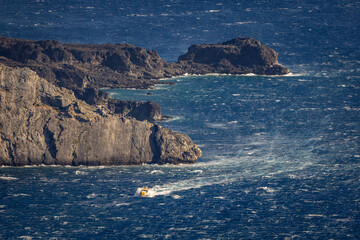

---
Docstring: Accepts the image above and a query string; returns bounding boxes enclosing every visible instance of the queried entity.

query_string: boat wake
[135,173,239,198]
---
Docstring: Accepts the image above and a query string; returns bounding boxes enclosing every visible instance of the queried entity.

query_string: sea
[1,0,360,239]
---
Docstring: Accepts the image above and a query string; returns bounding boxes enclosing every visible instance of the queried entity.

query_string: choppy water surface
[1,0,360,239]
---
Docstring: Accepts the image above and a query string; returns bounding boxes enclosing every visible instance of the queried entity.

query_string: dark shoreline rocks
[0,36,288,166]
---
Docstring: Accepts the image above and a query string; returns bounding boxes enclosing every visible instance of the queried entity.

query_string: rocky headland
[0,64,201,166]
[0,36,288,166]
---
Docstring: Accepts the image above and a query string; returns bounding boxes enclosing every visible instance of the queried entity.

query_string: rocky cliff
[0,36,171,121]
[0,36,289,166]
[0,36,289,92]
[0,64,201,166]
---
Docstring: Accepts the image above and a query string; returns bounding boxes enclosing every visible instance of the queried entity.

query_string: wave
[222,21,256,26]
[205,122,228,129]
[160,72,305,81]
[162,115,183,122]
[12,193,31,197]
[205,10,221,13]
[0,176,18,181]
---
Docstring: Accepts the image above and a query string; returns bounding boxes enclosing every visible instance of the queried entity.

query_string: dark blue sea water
[1,0,360,239]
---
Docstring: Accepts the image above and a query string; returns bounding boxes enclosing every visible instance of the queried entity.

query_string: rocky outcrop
[154,126,202,164]
[0,36,289,166]
[0,37,289,91]
[0,37,170,88]
[176,37,289,75]
[0,36,289,107]
[0,64,201,166]
[0,36,170,121]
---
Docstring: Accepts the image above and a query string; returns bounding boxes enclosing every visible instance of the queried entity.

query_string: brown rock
[0,64,201,166]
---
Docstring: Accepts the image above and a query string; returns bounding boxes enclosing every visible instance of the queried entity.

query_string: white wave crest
[136,173,238,197]
[0,176,18,181]
[150,170,164,174]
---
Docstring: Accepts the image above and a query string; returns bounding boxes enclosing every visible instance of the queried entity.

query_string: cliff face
[0,64,201,166]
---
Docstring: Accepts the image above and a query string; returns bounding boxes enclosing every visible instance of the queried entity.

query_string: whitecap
[153,84,169,90]
[305,214,326,218]
[335,218,352,222]
[12,193,30,197]
[171,194,182,199]
[214,196,226,199]
[283,72,305,77]
[222,21,256,26]
[243,73,256,76]
[205,122,228,129]
[187,169,203,174]
[139,234,154,238]
[115,202,131,207]
[204,73,231,76]
[75,170,87,175]
[128,14,148,17]
[162,115,183,122]
[0,176,18,181]
[206,9,220,13]
[19,236,33,240]
[86,193,98,199]
[256,186,277,193]
[108,217,126,221]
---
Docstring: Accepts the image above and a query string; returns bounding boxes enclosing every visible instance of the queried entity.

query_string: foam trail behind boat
[144,173,240,197]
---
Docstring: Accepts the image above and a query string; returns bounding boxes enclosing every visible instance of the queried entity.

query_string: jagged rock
[0,64,201,166]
